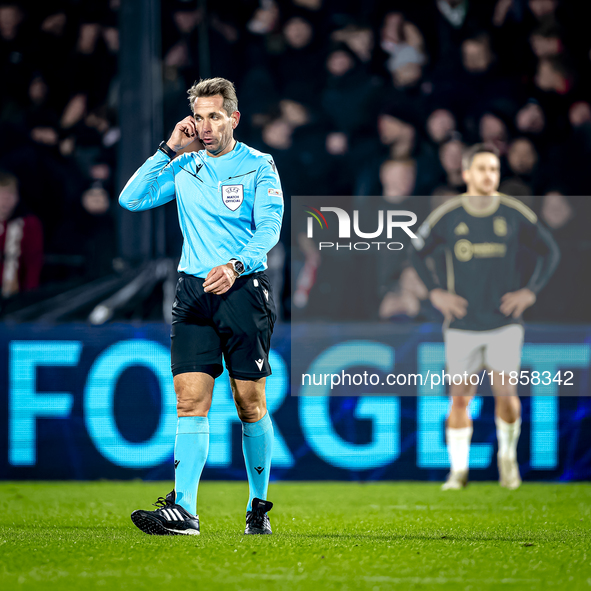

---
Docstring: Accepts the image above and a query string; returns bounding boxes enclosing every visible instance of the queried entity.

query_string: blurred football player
[411,144,559,490]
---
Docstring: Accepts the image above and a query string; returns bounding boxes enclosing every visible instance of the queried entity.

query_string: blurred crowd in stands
[0,0,118,301]
[1,0,590,322]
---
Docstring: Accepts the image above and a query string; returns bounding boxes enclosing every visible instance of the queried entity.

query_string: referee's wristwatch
[228,259,245,276]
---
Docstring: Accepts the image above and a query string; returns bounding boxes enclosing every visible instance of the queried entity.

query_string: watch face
[235,261,245,274]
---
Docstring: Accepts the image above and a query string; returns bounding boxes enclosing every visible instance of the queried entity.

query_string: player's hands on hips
[429,288,468,321]
[166,116,202,152]
[203,264,238,295]
[500,288,536,318]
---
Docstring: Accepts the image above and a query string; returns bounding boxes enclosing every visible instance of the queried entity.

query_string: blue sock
[174,416,209,516]
[242,412,274,512]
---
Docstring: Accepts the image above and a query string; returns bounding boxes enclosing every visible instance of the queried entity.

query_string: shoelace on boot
[153,496,174,508]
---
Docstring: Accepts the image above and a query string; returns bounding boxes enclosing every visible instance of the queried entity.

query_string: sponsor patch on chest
[493,216,507,236]
[222,184,243,211]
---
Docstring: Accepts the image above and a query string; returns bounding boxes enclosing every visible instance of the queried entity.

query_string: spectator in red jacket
[0,170,43,298]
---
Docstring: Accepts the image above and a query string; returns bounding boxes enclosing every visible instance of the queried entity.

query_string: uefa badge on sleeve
[222,184,244,211]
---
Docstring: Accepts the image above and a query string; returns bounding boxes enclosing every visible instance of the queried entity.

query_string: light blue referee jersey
[119,141,284,277]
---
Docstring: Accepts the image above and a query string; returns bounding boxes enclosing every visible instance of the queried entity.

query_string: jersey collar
[203,140,240,160]
[460,193,501,217]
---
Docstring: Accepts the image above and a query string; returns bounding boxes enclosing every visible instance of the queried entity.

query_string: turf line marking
[242,574,542,584]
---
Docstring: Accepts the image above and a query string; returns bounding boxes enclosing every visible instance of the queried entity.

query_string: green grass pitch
[1,481,590,591]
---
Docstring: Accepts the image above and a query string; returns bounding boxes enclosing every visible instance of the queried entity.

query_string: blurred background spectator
[0,0,590,322]
[0,170,43,303]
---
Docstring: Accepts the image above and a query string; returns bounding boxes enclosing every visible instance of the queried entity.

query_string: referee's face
[463,153,500,197]
[192,95,240,158]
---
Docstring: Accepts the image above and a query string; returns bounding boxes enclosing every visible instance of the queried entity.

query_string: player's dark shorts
[171,271,277,380]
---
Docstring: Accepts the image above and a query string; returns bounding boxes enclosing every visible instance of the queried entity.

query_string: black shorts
[171,271,277,380]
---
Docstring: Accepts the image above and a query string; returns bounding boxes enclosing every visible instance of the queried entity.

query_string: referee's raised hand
[203,264,238,295]
[166,116,202,152]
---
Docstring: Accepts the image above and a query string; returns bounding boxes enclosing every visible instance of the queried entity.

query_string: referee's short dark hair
[462,143,500,171]
[187,78,238,116]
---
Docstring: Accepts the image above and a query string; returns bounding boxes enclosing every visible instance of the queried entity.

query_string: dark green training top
[410,194,560,331]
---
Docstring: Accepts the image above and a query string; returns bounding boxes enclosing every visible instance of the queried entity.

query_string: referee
[119,78,283,535]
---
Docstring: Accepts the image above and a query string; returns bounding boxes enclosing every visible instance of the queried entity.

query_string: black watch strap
[158,141,177,159]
